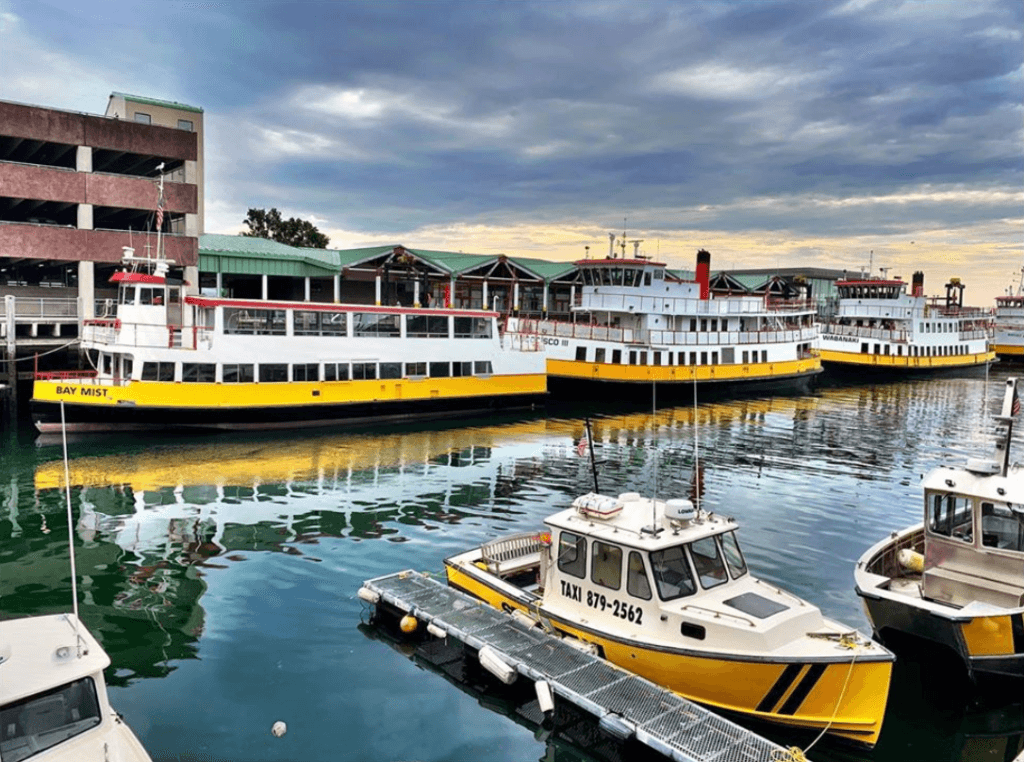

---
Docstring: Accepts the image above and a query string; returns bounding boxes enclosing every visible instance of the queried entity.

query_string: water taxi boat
[0,614,152,762]
[993,269,1024,360]
[31,248,546,433]
[445,491,894,746]
[855,376,1024,682]
[819,272,994,373]
[504,244,821,395]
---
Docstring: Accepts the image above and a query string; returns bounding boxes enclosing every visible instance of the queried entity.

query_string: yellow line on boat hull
[819,349,995,369]
[32,374,547,409]
[992,344,1024,357]
[961,615,1018,656]
[546,356,821,383]
[445,563,890,747]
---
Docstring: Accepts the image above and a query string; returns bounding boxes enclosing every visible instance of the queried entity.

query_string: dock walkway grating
[363,570,800,762]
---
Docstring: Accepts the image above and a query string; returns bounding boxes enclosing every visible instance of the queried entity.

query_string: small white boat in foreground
[855,376,1024,682]
[0,613,151,762]
[445,491,893,746]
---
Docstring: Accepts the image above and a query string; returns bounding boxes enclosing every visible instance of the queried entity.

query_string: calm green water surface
[2,371,1023,762]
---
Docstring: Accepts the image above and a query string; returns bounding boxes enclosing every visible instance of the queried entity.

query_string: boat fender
[399,614,419,634]
[598,712,634,741]
[511,609,539,629]
[271,721,287,738]
[426,622,446,639]
[357,586,380,604]
[534,680,554,714]
[479,645,517,684]
[896,549,924,573]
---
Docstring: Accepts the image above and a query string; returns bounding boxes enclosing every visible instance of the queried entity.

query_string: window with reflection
[650,546,696,601]
[627,551,652,600]
[591,541,622,590]
[0,677,101,762]
[690,536,729,589]
[928,492,974,544]
[981,502,1024,552]
[558,531,586,579]
[720,531,747,579]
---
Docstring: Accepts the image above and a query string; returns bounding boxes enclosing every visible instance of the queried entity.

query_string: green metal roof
[199,234,338,276]
[112,92,204,114]
[509,257,578,282]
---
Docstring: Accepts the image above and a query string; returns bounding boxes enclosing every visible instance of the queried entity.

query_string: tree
[241,207,330,249]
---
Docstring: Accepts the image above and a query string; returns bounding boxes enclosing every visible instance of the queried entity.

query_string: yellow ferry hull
[820,349,995,371]
[31,374,547,431]
[992,343,1024,359]
[446,561,890,747]
[546,355,822,385]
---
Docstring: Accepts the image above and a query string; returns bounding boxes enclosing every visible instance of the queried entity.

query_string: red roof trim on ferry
[995,296,1024,302]
[184,296,499,317]
[836,280,905,287]
[111,272,166,285]
[574,258,666,267]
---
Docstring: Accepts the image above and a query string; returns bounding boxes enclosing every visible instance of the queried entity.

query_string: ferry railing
[33,369,99,381]
[581,293,796,316]
[82,319,214,350]
[647,327,817,346]
[821,323,911,343]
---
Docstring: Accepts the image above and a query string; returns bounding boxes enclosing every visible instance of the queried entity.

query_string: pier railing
[0,297,79,320]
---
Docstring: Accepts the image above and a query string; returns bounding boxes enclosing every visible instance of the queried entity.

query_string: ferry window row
[926,493,1024,552]
[574,347,769,366]
[580,268,663,287]
[223,309,492,339]
[557,530,747,601]
[138,360,494,383]
[861,343,970,357]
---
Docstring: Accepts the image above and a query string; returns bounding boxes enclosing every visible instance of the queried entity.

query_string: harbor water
[2,370,1023,762]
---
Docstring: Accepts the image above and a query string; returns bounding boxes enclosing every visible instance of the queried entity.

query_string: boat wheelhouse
[0,614,152,762]
[855,377,1024,682]
[31,248,546,432]
[820,272,994,373]
[504,246,820,394]
[993,270,1024,360]
[445,491,893,746]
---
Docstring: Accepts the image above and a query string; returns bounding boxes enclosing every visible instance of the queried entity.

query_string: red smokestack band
[912,271,924,297]
[696,249,711,300]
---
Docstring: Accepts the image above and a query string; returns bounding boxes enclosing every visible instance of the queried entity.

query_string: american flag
[155,193,164,231]
[1013,385,1021,417]
[577,433,588,457]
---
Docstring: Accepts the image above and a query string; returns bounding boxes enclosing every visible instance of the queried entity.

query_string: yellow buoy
[896,548,924,573]
[400,614,418,633]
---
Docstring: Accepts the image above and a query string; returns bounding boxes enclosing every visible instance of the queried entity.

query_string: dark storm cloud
[13,0,1018,236]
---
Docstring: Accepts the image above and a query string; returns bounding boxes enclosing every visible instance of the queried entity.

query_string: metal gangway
[360,570,804,762]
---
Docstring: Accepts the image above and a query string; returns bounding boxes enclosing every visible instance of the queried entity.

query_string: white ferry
[445,491,894,746]
[855,376,1024,682]
[993,269,1024,360]
[0,614,152,762]
[505,245,821,394]
[820,272,994,373]
[31,249,546,432]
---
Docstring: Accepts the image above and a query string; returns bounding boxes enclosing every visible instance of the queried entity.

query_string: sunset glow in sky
[2,0,1021,302]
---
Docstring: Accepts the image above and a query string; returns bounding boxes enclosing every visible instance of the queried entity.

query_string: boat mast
[993,377,1019,477]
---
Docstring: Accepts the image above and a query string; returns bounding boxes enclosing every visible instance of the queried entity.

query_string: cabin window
[325,363,350,381]
[690,536,729,589]
[259,364,288,383]
[575,346,587,362]
[182,363,215,382]
[123,357,133,379]
[629,351,637,365]
[452,361,473,377]
[595,348,606,363]
[557,531,587,579]
[928,493,974,543]
[454,317,492,339]
[612,349,622,364]
[407,315,450,338]
[722,348,734,364]
[650,546,696,601]
[644,272,652,286]
[981,502,1024,552]
[222,364,254,383]
[379,363,402,379]
[295,310,347,336]
[429,361,450,378]
[406,362,427,377]
[591,541,622,590]
[293,363,319,381]
[141,361,175,381]
[627,551,652,600]
[139,287,164,306]
[353,312,401,337]
[0,677,102,758]
[224,308,286,335]
[761,351,767,363]
[474,361,493,375]
[352,363,377,380]
[720,531,747,579]
[101,353,112,375]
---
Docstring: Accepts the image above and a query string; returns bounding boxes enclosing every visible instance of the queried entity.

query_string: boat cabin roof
[835,279,907,298]
[574,257,666,269]
[0,614,109,706]
[922,463,1024,506]
[545,492,738,552]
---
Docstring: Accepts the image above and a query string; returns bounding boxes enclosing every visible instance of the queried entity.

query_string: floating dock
[360,570,802,762]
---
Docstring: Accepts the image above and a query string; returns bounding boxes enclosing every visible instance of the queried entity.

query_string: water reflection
[3,371,1023,759]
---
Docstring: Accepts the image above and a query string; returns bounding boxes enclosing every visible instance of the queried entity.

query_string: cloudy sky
[2,0,1021,302]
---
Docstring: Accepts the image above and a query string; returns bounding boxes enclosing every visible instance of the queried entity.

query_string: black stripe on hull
[32,393,545,432]
[756,663,803,713]
[547,371,820,400]
[1013,614,1024,655]
[779,663,827,715]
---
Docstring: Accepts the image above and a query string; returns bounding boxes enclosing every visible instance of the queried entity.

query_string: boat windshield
[981,502,1024,553]
[720,531,747,579]
[690,536,729,589]
[0,677,102,762]
[649,546,697,601]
